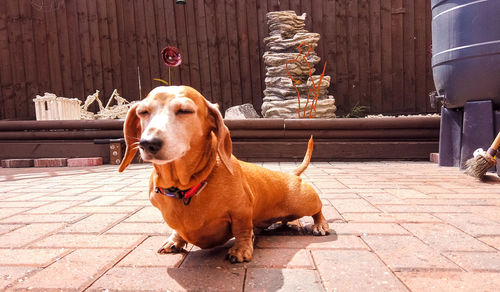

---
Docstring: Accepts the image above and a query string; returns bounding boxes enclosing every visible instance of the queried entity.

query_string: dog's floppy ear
[206,101,233,175]
[119,103,141,172]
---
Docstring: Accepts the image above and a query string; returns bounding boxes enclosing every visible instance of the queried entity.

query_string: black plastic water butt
[431,0,500,108]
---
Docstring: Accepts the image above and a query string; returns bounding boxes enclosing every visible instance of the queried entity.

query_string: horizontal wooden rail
[0,117,440,161]
[0,116,440,131]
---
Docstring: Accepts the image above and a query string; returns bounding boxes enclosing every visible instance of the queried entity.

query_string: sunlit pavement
[1,161,499,291]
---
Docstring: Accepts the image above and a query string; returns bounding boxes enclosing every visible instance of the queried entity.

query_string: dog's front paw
[157,239,186,254]
[226,245,253,263]
[312,221,330,236]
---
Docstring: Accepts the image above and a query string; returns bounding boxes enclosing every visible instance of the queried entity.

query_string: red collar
[154,181,207,205]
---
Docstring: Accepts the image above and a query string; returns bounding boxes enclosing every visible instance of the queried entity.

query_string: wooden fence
[0,0,436,120]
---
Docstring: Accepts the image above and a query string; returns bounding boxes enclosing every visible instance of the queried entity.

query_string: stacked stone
[261,11,336,118]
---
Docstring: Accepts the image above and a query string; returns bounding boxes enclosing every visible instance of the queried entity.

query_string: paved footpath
[1,161,499,291]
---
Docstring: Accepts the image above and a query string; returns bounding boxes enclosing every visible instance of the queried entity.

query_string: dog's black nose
[140,138,163,154]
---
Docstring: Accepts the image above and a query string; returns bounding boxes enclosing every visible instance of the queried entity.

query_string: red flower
[161,46,182,67]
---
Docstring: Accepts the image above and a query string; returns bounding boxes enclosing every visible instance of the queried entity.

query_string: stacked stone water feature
[261,11,336,118]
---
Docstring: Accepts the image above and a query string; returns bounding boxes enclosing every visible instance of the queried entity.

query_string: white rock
[224,103,260,119]
[261,98,336,119]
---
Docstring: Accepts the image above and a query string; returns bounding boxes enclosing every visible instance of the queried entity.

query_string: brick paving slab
[362,235,461,271]
[0,162,499,290]
[477,236,500,250]
[31,234,145,249]
[402,223,496,252]
[12,249,128,291]
[246,248,314,269]
[0,224,23,234]
[124,206,165,223]
[0,266,35,290]
[312,250,409,291]
[331,222,410,235]
[434,213,500,236]
[0,208,30,220]
[358,191,407,204]
[0,213,87,224]
[61,213,130,234]
[117,236,186,267]
[88,266,245,291]
[255,234,368,250]
[395,271,500,291]
[105,222,172,235]
[0,223,65,248]
[445,252,500,272]
[0,248,68,266]
[343,212,441,223]
[245,268,324,291]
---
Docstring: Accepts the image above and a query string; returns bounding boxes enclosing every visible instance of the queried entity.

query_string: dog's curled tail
[293,136,314,176]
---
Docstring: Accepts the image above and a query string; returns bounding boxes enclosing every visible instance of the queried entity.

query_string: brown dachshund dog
[119,86,329,263]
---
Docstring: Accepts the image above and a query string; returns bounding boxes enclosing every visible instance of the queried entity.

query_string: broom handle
[491,131,500,150]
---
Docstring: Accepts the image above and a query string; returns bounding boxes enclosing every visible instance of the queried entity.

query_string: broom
[464,131,500,179]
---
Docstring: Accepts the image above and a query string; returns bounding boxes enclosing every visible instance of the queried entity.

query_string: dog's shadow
[166,223,337,291]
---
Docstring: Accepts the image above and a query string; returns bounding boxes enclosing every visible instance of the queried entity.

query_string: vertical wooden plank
[289,0,301,15]
[144,0,160,93]
[391,0,404,113]
[107,0,123,97]
[174,2,191,86]
[214,0,232,111]
[358,0,371,111]
[203,0,221,105]
[133,0,151,99]
[87,0,104,103]
[268,0,280,12]
[403,0,415,113]
[380,0,393,113]
[174,4,191,85]
[256,0,268,98]
[0,72,3,119]
[369,0,382,113]
[346,0,360,111]
[280,0,290,11]
[6,0,29,119]
[185,0,202,92]
[335,0,348,115]
[76,0,94,97]
[121,0,139,99]
[193,0,212,98]
[153,0,167,89]
[246,0,263,111]
[226,0,242,107]
[19,0,39,118]
[65,0,85,100]
[414,0,427,113]
[425,0,435,112]
[311,0,324,64]
[44,4,64,96]
[54,1,73,99]
[236,0,253,106]
[115,0,132,99]
[301,0,312,31]
[322,0,337,102]
[0,1,15,119]
[31,2,51,95]
[163,0,181,86]
[97,0,113,98]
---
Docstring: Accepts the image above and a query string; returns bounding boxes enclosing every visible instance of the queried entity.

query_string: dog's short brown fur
[119,86,329,263]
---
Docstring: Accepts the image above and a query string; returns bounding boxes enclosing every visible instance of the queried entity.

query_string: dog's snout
[140,138,163,154]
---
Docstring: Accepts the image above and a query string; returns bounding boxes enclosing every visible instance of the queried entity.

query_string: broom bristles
[464,151,496,179]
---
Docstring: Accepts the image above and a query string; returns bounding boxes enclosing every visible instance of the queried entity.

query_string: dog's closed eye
[138,109,150,116]
[176,108,194,115]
